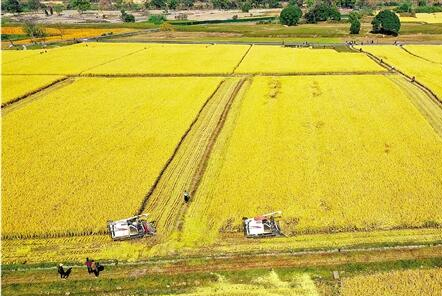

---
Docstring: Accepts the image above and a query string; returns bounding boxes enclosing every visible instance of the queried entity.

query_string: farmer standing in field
[184,190,191,203]
[58,263,72,279]
[85,258,93,274]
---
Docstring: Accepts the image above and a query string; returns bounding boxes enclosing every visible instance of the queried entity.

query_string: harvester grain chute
[107,214,156,241]
[242,211,283,238]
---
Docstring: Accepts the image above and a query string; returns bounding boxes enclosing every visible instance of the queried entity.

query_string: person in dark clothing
[184,191,190,203]
[85,258,93,274]
[90,260,99,277]
[58,264,72,279]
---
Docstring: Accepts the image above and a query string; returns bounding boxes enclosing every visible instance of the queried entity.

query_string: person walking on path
[85,258,93,274]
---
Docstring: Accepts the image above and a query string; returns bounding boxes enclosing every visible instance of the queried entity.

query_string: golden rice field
[2,43,442,264]
[2,76,222,237]
[358,45,442,101]
[400,12,442,23]
[86,43,250,75]
[341,268,442,296]
[235,45,386,74]
[1,27,137,48]
[404,45,442,64]
[2,43,144,75]
[181,75,442,245]
[1,75,66,105]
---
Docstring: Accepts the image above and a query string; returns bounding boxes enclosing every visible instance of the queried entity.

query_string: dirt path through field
[388,76,442,137]
[138,78,247,239]
[3,245,442,286]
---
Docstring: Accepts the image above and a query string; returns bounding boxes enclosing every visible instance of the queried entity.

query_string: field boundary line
[232,44,252,74]
[1,77,71,111]
[400,45,442,65]
[353,45,442,108]
[136,80,226,215]
[78,47,147,75]
[4,243,442,272]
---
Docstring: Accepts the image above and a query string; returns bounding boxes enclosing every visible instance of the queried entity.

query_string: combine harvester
[108,214,156,241]
[243,211,284,238]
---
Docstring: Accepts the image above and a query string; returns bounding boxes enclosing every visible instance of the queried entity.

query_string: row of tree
[5,0,440,13]
[280,2,400,36]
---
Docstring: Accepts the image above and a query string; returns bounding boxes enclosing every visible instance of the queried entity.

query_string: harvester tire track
[137,80,225,215]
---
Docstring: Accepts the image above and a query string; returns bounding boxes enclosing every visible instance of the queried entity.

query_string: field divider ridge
[78,47,148,75]
[400,45,442,65]
[232,44,253,74]
[1,77,71,111]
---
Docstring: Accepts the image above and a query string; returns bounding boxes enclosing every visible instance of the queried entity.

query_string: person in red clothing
[85,258,93,274]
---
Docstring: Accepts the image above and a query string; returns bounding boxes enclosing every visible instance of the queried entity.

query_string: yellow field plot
[2,42,145,75]
[181,75,442,246]
[1,75,65,105]
[234,46,385,74]
[1,27,136,46]
[85,43,250,75]
[1,49,42,64]
[404,45,442,64]
[359,45,442,100]
[2,77,222,238]
[400,12,442,23]
[341,268,442,296]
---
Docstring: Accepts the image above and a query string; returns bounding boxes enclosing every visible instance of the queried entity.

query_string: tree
[280,5,302,26]
[22,21,46,39]
[151,0,166,8]
[305,2,341,23]
[349,12,361,34]
[53,4,63,15]
[241,1,252,12]
[2,0,22,13]
[180,0,194,8]
[395,0,412,13]
[121,9,135,22]
[27,0,40,10]
[372,10,401,36]
[69,0,91,13]
[306,0,314,8]
[167,0,178,9]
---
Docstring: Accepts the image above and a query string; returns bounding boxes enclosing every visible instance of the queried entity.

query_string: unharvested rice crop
[404,45,442,64]
[2,77,223,237]
[181,75,442,246]
[400,12,442,23]
[358,45,442,101]
[85,43,250,75]
[234,46,385,74]
[1,75,65,104]
[341,268,442,296]
[2,42,145,75]
[1,27,136,45]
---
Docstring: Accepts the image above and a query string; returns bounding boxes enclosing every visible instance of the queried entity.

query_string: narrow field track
[354,45,442,104]
[388,76,442,137]
[141,78,247,237]
[2,245,442,286]
[1,77,74,113]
